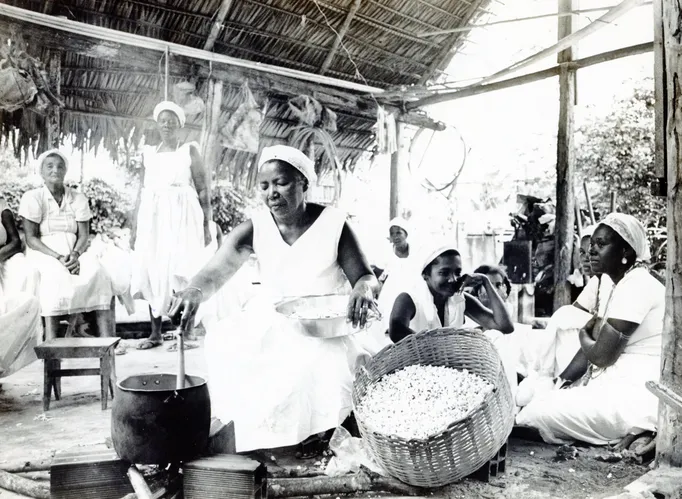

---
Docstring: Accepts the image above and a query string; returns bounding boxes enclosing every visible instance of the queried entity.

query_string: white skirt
[204,293,374,452]
[0,293,42,378]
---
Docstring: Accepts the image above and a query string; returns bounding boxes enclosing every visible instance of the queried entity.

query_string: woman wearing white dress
[19,149,115,341]
[386,241,518,397]
[131,101,212,349]
[169,145,380,454]
[515,213,663,445]
[0,197,41,379]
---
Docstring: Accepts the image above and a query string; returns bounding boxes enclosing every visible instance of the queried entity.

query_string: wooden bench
[34,337,120,411]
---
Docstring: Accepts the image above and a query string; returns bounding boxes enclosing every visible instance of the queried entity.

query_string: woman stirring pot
[169,145,380,456]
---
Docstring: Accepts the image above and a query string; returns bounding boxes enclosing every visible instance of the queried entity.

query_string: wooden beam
[478,0,649,86]
[319,0,362,75]
[406,42,653,109]
[203,0,234,51]
[200,79,224,180]
[0,3,384,95]
[389,121,408,219]
[656,0,682,468]
[647,381,682,414]
[553,0,576,311]
[46,49,61,149]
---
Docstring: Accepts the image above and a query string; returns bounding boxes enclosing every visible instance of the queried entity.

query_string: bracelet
[185,286,204,300]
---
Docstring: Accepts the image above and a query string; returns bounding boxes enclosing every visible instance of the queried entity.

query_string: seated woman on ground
[386,242,518,395]
[19,149,118,349]
[515,213,664,446]
[0,197,42,380]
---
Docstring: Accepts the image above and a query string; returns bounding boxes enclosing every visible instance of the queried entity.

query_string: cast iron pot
[111,373,211,465]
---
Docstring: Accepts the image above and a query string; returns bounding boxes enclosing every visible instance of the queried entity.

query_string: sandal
[115,344,127,356]
[137,338,163,350]
[166,341,199,352]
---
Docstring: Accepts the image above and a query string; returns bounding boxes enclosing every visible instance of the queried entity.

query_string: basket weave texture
[352,328,514,488]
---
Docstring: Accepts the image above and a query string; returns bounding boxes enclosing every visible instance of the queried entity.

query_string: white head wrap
[153,101,186,128]
[597,213,651,261]
[417,240,460,274]
[258,145,317,184]
[35,148,69,175]
[388,217,410,236]
[580,224,597,240]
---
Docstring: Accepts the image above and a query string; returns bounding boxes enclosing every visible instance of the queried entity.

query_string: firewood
[0,469,50,499]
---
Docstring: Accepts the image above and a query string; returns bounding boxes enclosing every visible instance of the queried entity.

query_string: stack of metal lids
[50,445,133,499]
[183,454,267,499]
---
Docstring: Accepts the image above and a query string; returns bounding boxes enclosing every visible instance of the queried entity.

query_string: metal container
[111,373,210,465]
[276,294,378,339]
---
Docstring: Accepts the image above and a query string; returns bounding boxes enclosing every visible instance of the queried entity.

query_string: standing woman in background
[131,101,212,350]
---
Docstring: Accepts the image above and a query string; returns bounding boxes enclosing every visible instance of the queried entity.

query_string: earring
[621,257,628,265]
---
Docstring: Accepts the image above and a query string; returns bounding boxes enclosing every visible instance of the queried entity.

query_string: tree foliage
[575,81,664,229]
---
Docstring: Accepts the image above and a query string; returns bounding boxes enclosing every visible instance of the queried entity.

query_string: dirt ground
[0,338,649,499]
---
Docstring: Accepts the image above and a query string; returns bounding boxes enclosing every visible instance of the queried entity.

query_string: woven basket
[352,328,514,488]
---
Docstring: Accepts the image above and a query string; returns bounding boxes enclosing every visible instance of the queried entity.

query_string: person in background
[467,264,511,308]
[0,196,42,380]
[131,101,212,350]
[19,149,117,343]
[168,145,381,456]
[386,241,518,396]
[516,213,663,445]
[377,217,411,287]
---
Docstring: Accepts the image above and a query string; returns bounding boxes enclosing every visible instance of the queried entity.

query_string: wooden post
[655,0,682,467]
[389,121,407,220]
[553,0,577,311]
[46,49,61,148]
[200,79,224,185]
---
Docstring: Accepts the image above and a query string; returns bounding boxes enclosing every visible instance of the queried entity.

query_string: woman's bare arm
[23,219,61,259]
[388,292,417,343]
[0,209,22,262]
[579,317,638,368]
[73,221,90,256]
[189,144,212,243]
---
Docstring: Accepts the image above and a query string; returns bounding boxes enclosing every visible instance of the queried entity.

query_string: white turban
[597,213,651,261]
[580,224,597,240]
[35,148,69,174]
[153,101,186,128]
[388,217,410,236]
[417,240,460,274]
[258,145,317,184]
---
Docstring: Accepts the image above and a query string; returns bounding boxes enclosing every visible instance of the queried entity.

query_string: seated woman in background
[386,242,517,395]
[0,197,42,379]
[516,213,663,445]
[19,149,117,343]
[466,264,511,308]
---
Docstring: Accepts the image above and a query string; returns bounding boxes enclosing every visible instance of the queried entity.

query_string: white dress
[516,268,664,445]
[0,198,42,378]
[203,206,378,452]
[131,142,206,318]
[19,186,114,316]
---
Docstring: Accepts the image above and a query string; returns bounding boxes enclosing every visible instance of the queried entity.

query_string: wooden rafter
[320,0,362,75]
[203,0,234,51]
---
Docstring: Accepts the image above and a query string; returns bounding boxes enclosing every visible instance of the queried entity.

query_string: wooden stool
[34,337,120,411]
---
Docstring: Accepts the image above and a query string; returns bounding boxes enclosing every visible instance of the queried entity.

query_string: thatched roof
[0,0,489,186]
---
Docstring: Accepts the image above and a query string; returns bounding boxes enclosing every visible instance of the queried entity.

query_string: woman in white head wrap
[166,144,382,455]
[130,100,213,350]
[19,149,117,342]
[516,213,664,446]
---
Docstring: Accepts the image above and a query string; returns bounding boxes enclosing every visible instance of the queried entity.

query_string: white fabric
[19,187,114,316]
[131,142,206,318]
[515,268,664,445]
[258,145,317,184]
[581,224,597,240]
[204,206,381,452]
[0,293,42,378]
[388,217,410,235]
[153,100,186,127]
[597,213,651,261]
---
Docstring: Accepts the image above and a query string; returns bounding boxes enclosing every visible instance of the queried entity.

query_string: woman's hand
[580,315,599,341]
[204,224,213,247]
[168,287,203,331]
[347,279,378,329]
[460,273,489,291]
[59,253,80,274]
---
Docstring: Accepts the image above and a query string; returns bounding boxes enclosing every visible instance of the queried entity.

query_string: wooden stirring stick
[175,324,186,390]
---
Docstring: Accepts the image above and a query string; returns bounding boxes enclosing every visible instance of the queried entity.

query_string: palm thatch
[0,0,490,189]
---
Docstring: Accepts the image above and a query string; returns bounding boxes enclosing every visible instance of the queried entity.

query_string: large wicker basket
[352,328,514,488]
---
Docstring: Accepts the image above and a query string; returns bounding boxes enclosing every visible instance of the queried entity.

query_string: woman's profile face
[157,110,181,142]
[589,225,628,276]
[580,235,593,277]
[424,253,462,299]
[41,154,67,184]
[258,160,306,217]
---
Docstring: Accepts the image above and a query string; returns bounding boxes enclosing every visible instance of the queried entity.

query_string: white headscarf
[153,101,186,128]
[258,145,317,184]
[35,148,69,175]
[388,217,410,236]
[597,213,651,261]
[417,240,460,274]
[580,224,597,240]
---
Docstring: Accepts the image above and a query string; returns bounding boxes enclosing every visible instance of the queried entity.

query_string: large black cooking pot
[111,373,211,465]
